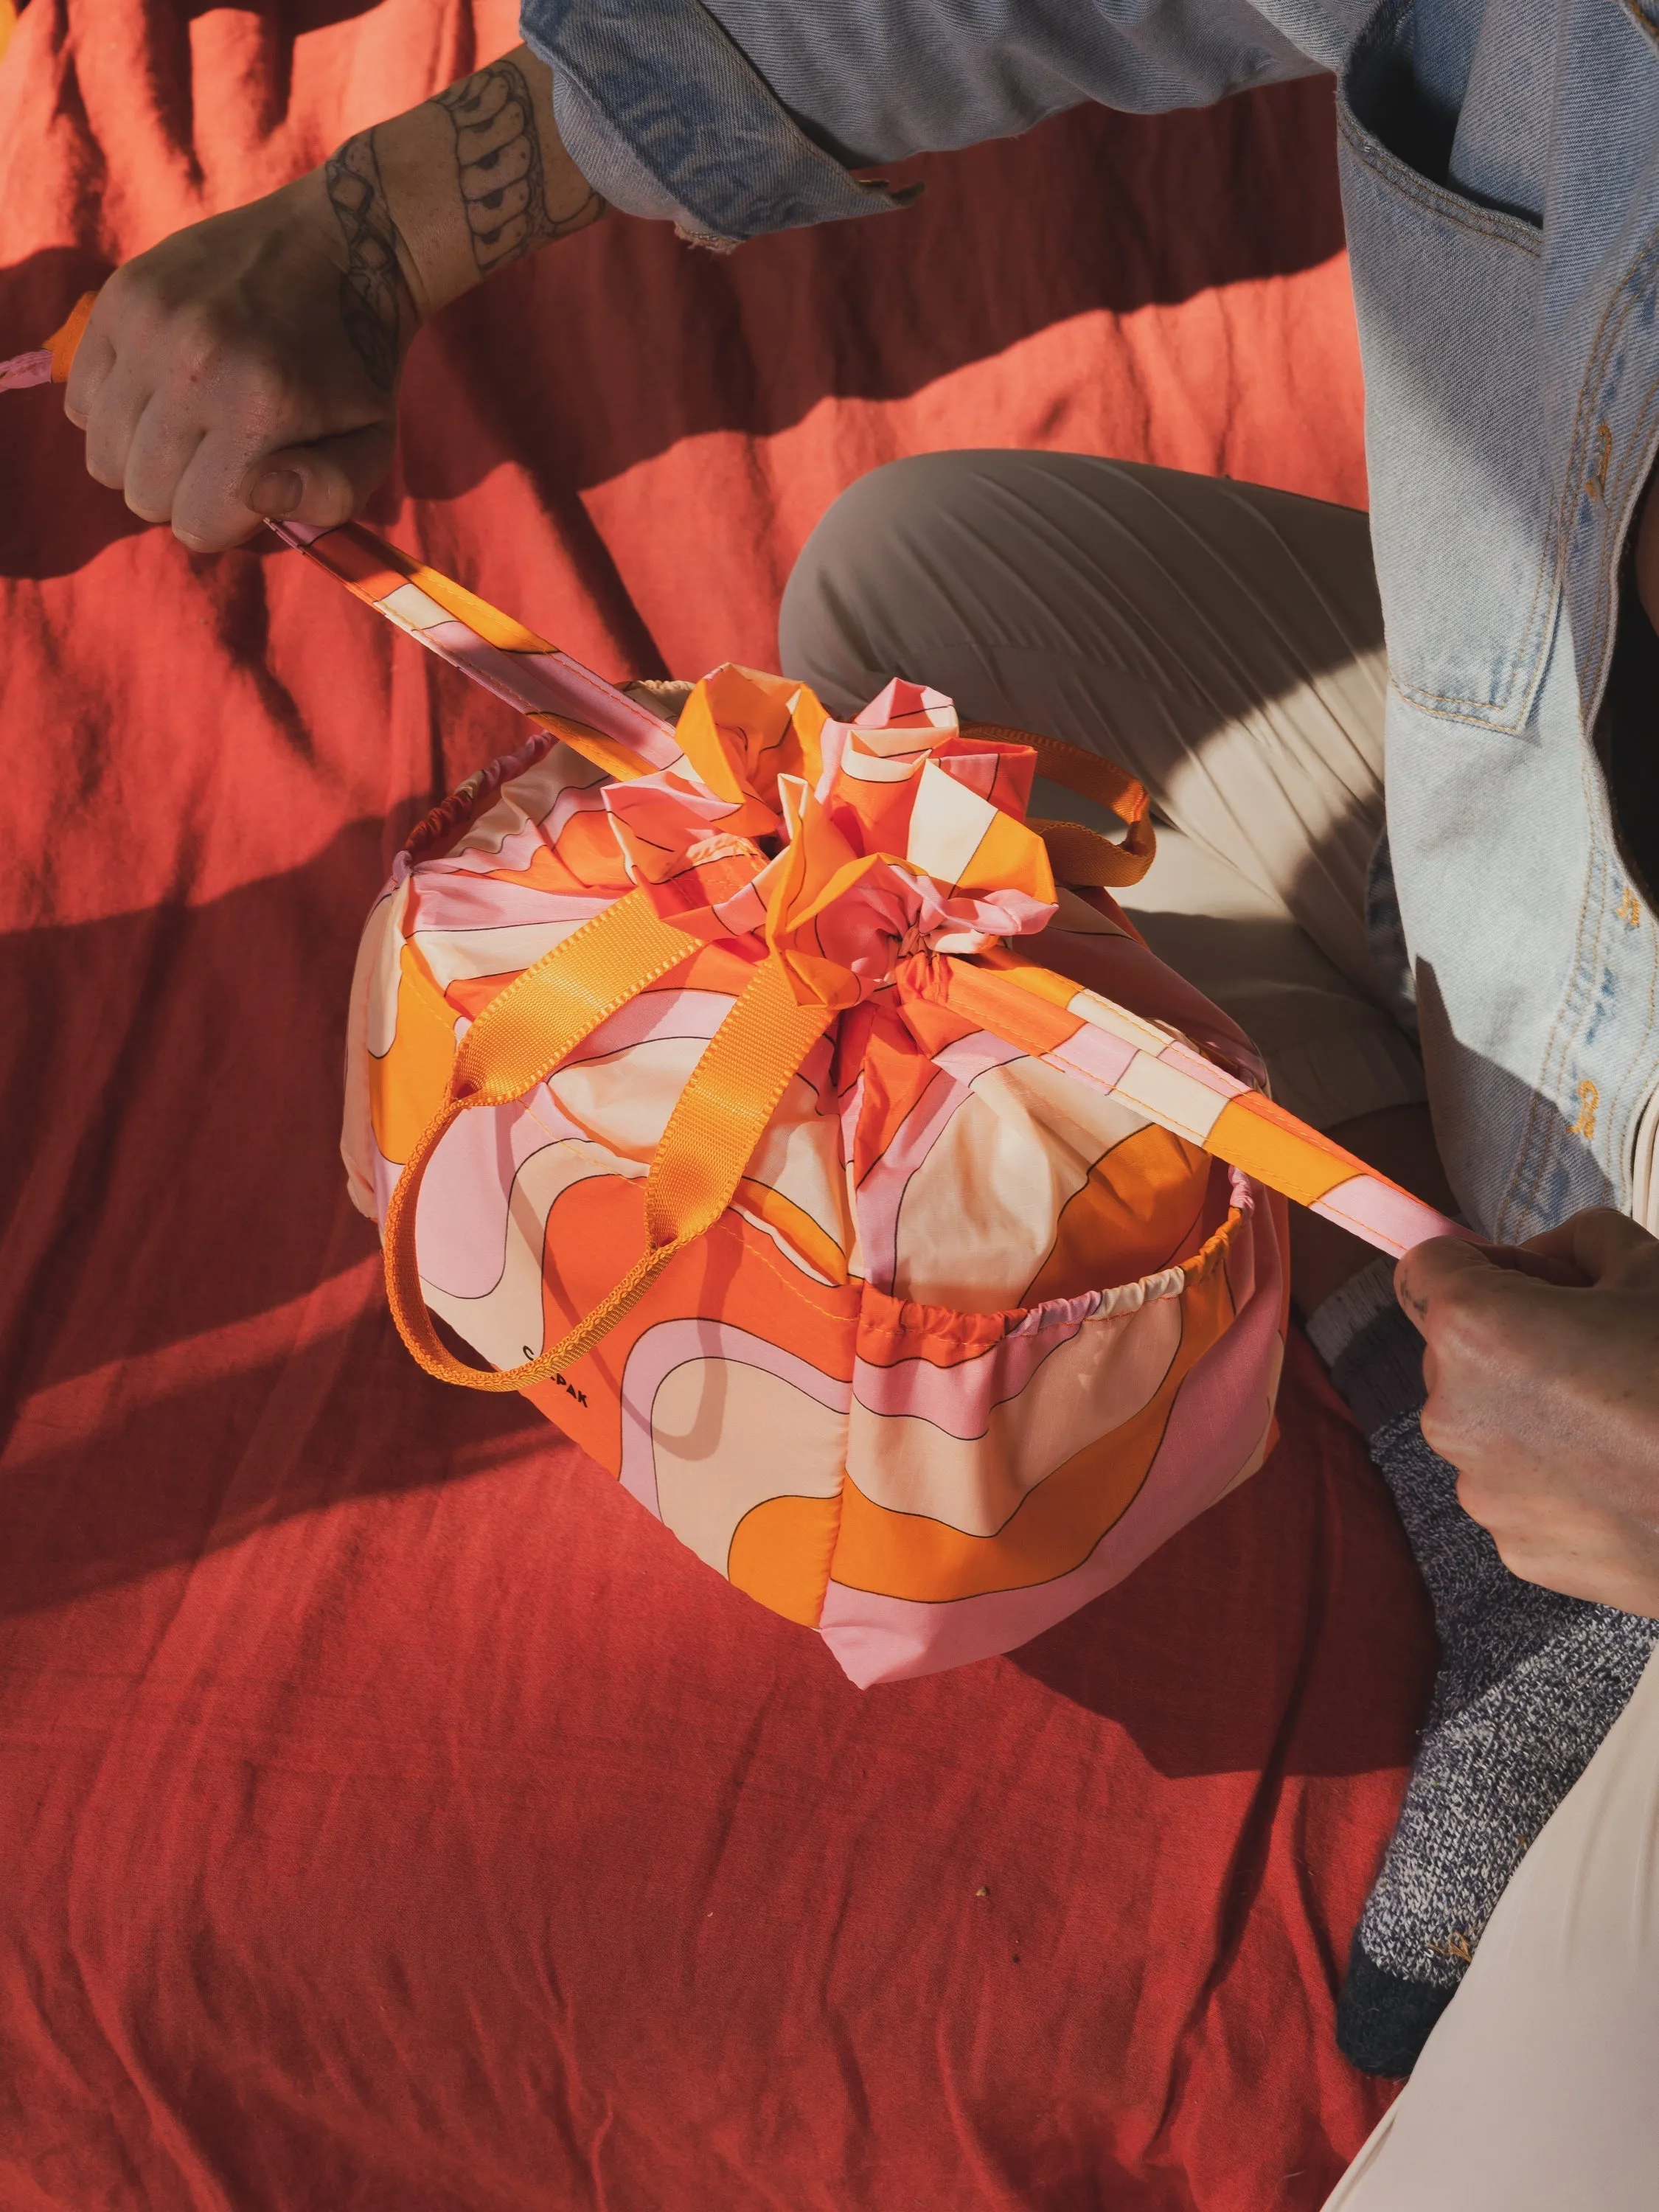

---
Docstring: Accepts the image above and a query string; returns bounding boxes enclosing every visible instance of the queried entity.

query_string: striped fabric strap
[955,950,1467,1260]
[13,288,1470,1326]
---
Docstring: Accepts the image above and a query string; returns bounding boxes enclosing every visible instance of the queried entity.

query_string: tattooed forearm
[324,131,408,392]
[436,59,600,275]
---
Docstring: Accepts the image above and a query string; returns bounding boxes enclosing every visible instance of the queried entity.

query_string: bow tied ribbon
[600,669,1060,1004]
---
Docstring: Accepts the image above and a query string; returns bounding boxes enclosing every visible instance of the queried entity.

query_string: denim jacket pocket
[1338,0,1556,733]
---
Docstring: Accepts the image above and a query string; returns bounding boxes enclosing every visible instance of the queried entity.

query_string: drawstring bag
[305,526,1457,1688]
[4,306,1461,1686]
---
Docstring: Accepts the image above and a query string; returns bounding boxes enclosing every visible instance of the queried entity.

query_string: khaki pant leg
[1323,1642,1659,2212]
[779,452,1425,1129]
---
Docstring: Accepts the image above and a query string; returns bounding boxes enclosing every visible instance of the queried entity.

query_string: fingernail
[251,468,303,517]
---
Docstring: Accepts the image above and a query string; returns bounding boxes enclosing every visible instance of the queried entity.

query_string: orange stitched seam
[1552,204,1659,691]
[1501,751,1607,1234]
[1584,372,1659,689]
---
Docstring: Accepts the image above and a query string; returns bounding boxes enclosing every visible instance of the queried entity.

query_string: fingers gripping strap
[385,919,833,1394]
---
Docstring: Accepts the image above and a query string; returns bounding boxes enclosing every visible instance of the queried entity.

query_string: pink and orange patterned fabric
[296,521,1459,1686]
[0,311,1458,1686]
[342,664,1281,1686]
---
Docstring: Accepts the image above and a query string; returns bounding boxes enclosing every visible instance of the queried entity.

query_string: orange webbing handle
[46,293,97,381]
[964,720,1158,887]
[383,894,833,1392]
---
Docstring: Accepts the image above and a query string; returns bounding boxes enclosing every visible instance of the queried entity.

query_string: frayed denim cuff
[525,0,911,243]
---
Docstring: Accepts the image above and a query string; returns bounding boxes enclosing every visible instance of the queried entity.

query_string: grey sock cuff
[1330,1304,1428,1439]
[1304,1256,1426,1439]
[1304,1255,1397,1367]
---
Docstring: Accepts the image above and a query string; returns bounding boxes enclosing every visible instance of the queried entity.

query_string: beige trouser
[779,451,1425,1130]
[779,453,1659,2205]
[1325,1641,1659,2210]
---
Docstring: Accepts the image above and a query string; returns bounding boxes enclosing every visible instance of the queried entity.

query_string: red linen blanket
[0,5,1424,2204]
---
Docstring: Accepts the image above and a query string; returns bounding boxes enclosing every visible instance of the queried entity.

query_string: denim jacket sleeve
[521,0,1355,247]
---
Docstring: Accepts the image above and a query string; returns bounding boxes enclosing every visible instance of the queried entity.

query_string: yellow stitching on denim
[1571,1080,1599,1141]
[1560,220,1659,696]
[1589,422,1614,502]
[1501,160,1659,1221]
[1501,761,1606,1234]
[1619,885,1644,928]
[1515,243,1659,1219]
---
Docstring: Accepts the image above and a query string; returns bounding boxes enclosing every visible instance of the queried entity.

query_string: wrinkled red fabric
[0,4,1427,2206]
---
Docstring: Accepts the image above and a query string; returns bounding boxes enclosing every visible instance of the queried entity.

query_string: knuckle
[228,350,288,416]
[1419,1399,1461,1460]
[1452,1467,1491,1520]
[167,313,290,416]
[98,266,173,352]
[167,302,237,386]
[1488,1529,1531,1579]
[1427,1277,1495,1358]
[103,256,156,308]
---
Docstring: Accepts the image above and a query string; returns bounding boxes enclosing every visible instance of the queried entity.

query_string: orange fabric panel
[833,1255,1234,1602]
[1022,1124,1216,1305]
[726,1493,844,1627]
[535,1180,862,1468]
[371,940,465,1166]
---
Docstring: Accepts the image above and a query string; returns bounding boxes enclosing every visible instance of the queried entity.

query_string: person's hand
[63,167,411,552]
[61,47,599,553]
[1397,1208,1659,1615]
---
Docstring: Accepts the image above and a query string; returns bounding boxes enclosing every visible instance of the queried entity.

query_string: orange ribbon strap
[1026,813,1155,889]
[45,292,97,381]
[964,720,1158,887]
[382,894,833,1392]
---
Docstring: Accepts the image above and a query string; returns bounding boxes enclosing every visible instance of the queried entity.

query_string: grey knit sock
[1307,1268,1659,2078]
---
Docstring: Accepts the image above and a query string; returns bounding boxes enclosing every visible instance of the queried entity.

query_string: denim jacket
[521,0,1659,1241]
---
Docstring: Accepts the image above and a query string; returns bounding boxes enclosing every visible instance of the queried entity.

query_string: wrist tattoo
[324,131,408,392]
[436,58,601,275]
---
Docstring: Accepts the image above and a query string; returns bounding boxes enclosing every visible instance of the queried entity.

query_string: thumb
[243,422,396,530]
[1394,1234,1498,1333]
[1523,1204,1657,1287]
